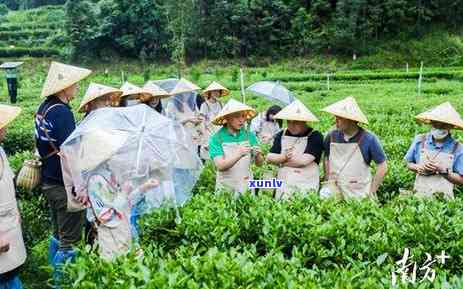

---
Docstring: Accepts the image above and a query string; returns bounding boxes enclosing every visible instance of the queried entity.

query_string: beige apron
[182,103,203,146]
[96,210,132,261]
[276,134,320,200]
[0,148,26,273]
[215,141,253,197]
[326,132,373,200]
[413,135,458,199]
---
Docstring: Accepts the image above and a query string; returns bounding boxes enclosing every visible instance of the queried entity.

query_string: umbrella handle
[135,110,147,174]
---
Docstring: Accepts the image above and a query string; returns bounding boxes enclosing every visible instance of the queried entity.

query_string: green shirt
[5,68,17,79]
[209,126,259,159]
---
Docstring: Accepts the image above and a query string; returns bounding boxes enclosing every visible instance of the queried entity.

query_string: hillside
[0,5,65,57]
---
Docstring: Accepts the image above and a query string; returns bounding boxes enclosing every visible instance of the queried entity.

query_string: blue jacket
[35,97,76,185]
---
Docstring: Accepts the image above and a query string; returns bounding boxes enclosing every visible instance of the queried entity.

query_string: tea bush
[3,59,463,288]
[61,194,463,289]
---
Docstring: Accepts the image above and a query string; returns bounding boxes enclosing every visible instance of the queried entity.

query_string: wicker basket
[16,159,42,190]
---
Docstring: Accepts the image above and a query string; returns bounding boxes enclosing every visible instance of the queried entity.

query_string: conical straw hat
[274,99,319,122]
[143,81,171,98]
[78,83,123,113]
[120,82,153,101]
[212,99,257,125]
[415,102,463,129]
[201,81,230,97]
[0,104,21,130]
[78,129,129,171]
[170,78,201,95]
[41,61,92,98]
[321,96,368,124]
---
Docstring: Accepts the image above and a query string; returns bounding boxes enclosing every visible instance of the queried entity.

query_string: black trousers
[42,183,85,249]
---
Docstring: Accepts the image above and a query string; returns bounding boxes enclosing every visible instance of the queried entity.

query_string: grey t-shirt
[323,128,386,165]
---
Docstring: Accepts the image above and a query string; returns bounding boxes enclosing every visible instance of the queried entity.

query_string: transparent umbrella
[246,81,295,105]
[61,104,202,224]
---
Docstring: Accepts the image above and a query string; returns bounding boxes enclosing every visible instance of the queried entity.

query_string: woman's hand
[0,239,10,254]
[237,145,252,158]
[140,179,160,192]
[75,188,89,205]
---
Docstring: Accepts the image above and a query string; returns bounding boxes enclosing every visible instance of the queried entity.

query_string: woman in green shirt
[209,99,264,196]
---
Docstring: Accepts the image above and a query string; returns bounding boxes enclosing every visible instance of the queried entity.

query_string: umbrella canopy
[246,81,295,105]
[150,78,199,111]
[151,78,179,94]
[61,104,202,215]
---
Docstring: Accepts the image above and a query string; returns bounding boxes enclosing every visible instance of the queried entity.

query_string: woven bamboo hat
[0,104,21,130]
[416,102,463,130]
[41,61,92,98]
[212,99,257,126]
[321,96,368,124]
[274,99,319,122]
[78,83,122,113]
[143,81,171,99]
[170,78,201,95]
[120,82,154,102]
[201,81,230,97]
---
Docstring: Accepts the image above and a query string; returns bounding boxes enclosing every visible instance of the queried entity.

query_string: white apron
[215,141,253,197]
[199,101,222,160]
[276,134,320,200]
[0,147,26,273]
[413,135,458,199]
[326,132,373,200]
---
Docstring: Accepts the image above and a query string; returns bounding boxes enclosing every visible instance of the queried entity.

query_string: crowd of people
[1,61,463,288]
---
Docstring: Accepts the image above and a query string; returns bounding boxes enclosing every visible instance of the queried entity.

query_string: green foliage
[0,5,65,57]
[65,0,102,59]
[18,195,50,247]
[1,1,463,62]
[65,0,170,60]
[0,3,9,15]
[0,0,65,10]
[19,239,51,289]
[57,0,463,61]
[60,194,463,288]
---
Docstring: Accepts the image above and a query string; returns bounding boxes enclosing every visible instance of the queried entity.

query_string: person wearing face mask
[266,100,323,200]
[143,81,171,114]
[119,82,154,107]
[250,105,283,145]
[209,99,264,196]
[321,97,388,200]
[79,83,122,118]
[405,102,463,199]
[35,62,91,287]
[199,81,228,161]
[0,105,26,289]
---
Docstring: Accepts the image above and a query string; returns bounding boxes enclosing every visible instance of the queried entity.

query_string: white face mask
[431,128,449,140]
[126,99,140,107]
